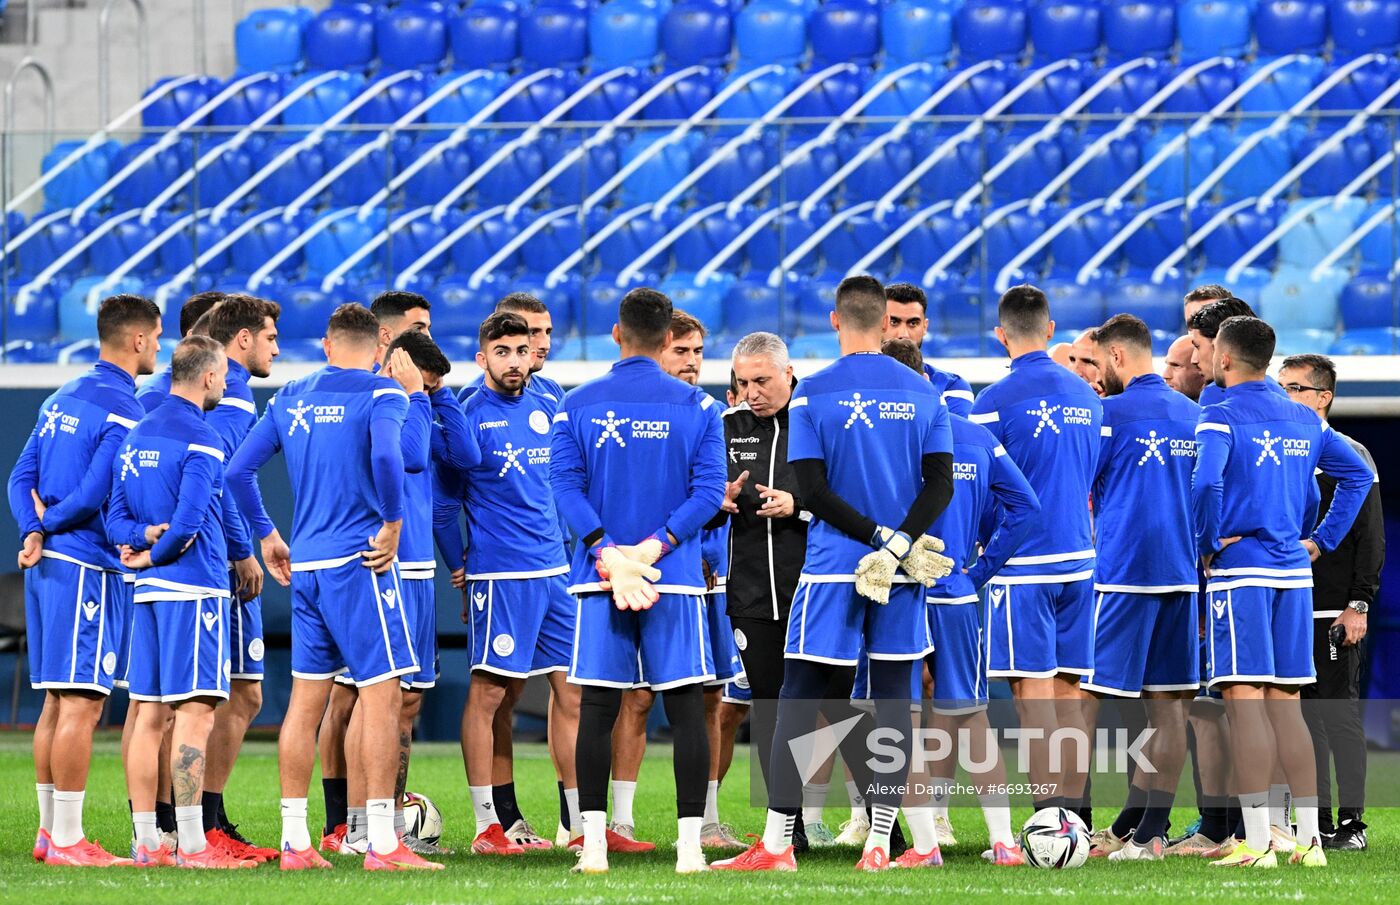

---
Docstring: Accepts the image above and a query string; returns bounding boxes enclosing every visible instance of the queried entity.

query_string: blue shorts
[1205,584,1315,688]
[290,557,417,687]
[721,671,752,705]
[399,578,439,689]
[1083,591,1199,698]
[787,579,933,665]
[127,598,232,703]
[985,577,1094,679]
[228,590,265,681]
[852,649,923,704]
[115,572,136,689]
[927,602,988,714]
[26,554,127,695]
[467,572,574,678]
[570,591,713,691]
[1195,632,1222,703]
[705,591,741,686]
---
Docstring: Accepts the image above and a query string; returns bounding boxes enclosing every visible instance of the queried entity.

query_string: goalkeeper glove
[854,527,911,605]
[615,528,674,567]
[899,534,956,587]
[595,545,662,612]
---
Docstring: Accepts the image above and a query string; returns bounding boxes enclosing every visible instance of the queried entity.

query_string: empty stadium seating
[4,0,1399,358]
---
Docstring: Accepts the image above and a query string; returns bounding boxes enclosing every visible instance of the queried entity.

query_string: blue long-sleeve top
[397,390,435,574]
[550,356,726,595]
[1192,379,1376,589]
[227,366,409,565]
[7,360,144,570]
[924,362,974,418]
[942,416,1041,595]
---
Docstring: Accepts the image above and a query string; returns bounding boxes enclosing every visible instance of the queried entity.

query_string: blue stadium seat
[110,141,190,210]
[540,139,621,206]
[467,136,548,205]
[1273,328,1338,356]
[1261,263,1348,330]
[671,213,747,271]
[1212,126,1293,199]
[746,207,815,271]
[324,136,395,206]
[1316,57,1399,111]
[450,5,520,70]
[1254,0,1328,57]
[1195,264,1271,301]
[1030,2,1101,62]
[251,137,329,206]
[40,141,115,211]
[810,0,880,68]
[378,3,449,71]
[1084,61,1165,116]
[618,131,697,203]
[1330,0,1400,59]
[723,278,790,336]
[1358,201,1398,269]
[1142,128,1216,201]
[694,138,771,205]
[793,277,839,334]
[1113,274,1181,333]
[210,75,285,127]
[521,6,590,69]
[956,1,1027,63]
[787,332,841,359]
[1011,63,1091,115]
[1160,60,1240,116]
[1339,271,1394,330]
[898,207,978,278]
[425,70,510,125]
[518,215,584,277]
[987,126,1066,201]
[1278,198,1366,269]
[842,138,915,204]
[156,216,232,277]
[1295,127,1384,196]
[1103,0,1175,62]
[1177,0,1251,63]
[712,67,796,129]
[882,0,953,66]
[1200,200,1285,269]
[821,212,892,275]
[986,207,1049,272]
[1041,276,1106,329]
[659,276,728,328]
[400,139,471,207]
[142,76,220,129]
[588,209,672,274]
[275,281,343,340]
[281,72,367,128]
[88,219,157,275]
[354,71,430,125]
[230,213,310,280]
[11,216,91,280]
[1048,204,1129,270]
[1331,327,1400,355]
[193,141,256,207]
[591,1,661,70]
[1237,56,1325,114]
[235,8,308,74]
[1120,203,1188,269]
[1068,131,1142,201]
[305,4,377,71]
[735,0,806,67]
[426,276,499,336]
[444,210,518,275]
[303,212,383,278]
[662,1,732,67]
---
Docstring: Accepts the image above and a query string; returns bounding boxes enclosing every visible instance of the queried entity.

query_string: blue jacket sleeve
[550,409,606,546]
[104,465,149,550]
[40,421,129,533]
[7,426,42,537]
[968,390,1004,443]
[149,450,219,566]
[659,405,727,544]
[400,392,432,475]
[967,448,1041,589]
[220,483,253,561]
[1311,427,1375,553]
[227,413,281,540]
[942,374,974,419]
[370,417,406,522]
[430,387,480,472]
[431,462,466,572]
[1191,422,1231,559]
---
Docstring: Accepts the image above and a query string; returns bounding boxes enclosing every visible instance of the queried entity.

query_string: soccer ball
[403,791,443,844]
[1019,807,1090,869]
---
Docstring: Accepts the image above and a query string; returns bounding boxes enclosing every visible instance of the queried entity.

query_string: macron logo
[82,600,98,622]
[381,588,397,610]
[202,610,217,633]
[592,411,629,448]
[839,393,875,430]
[789,714,866,785]
[473,591,487,611]
[1253,430,1282,466]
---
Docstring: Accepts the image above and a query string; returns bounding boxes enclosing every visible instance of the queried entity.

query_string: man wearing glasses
[1278,354,1385,851]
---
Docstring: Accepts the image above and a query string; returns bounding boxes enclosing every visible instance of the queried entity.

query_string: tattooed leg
[397,690,423,806]
[170,701,218,807]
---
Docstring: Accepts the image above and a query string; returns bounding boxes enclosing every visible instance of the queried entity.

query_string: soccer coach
[707,333,807,796]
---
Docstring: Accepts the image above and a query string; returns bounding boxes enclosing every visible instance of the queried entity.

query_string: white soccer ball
[1019,807,1090,869]
[403,791,443,844]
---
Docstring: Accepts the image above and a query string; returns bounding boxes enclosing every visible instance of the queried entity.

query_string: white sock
[802,781,829,826]
[394,808,406,837]
[867,804,898,852]
[281,797,310,852]
[132,811,159,851]
[611,780,637,827]
[367,798,396,854]
[1269,784,1291,830]
[929,776,953,820]
[1240,791,1271,852]
[347,805,366,843]
[580,809,607,850]
[762,809,795,851]
[846,779,866,813]
[51,790,84,848]
[564,788,582,837]
[703,780,720,826]
[470,785,497,834]
[1294,797,1320,846]
[905,805,938,853]
[36,783,55,833]
[979,790,1015,847]
[176,805,206,854]
[678,815,702,848]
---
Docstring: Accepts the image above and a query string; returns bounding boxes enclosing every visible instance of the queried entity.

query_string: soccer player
[551,287,726,875]
[1183,283,1232,329]
[183,296,281,861]
[1187,296,1280,407]
[968,285,1103,820]
[1068,329,1105,397]
[715,275,955,873]
[108,335,253,868]
[1192,316,1374,868]
[461,292,565,404]
[883,282,974,416]
[881,339,1041,866]
[442,312,582,857]
[8,293,159,866]
[1078,315,1202,861]
[227,303,440,872]
[1163,335,1206,402]
[135,291,226,413]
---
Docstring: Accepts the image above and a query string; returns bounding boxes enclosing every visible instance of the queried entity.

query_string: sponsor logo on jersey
[630,419,671,440]
[839,392,876,429]
[952,461,979,481]
[478,419,509,431]
[1135,430,1168,466]
[494,442,527,477]
[119,446,141,481]
[1027,400,1061,437]
[1252,430,1283,466]
[528,410,550,435]
[1170,438,1198,458]
[1281,436,1312,458]
[287,399,345,435]
[39,404,80,438]
[593,411,629,447]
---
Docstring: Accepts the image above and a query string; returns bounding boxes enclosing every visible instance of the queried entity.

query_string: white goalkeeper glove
[614,529,673,567]
[900,534,956,587]
[596,545,662,611]
[854,527,911,605]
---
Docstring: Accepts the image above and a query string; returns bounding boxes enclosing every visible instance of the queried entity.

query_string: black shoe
[792,814,809,854]
[1323,819,1367,851]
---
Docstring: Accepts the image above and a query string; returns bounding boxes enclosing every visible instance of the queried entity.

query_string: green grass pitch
[2,733,1397,904]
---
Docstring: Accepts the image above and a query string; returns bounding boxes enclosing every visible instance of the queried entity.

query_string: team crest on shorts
[529,410,550,435]
[249,638,265,662]
[492,634,515,657]
[102,652,116,676]
[733,628,747,651]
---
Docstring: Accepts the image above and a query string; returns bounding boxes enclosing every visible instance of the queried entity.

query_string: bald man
[1068,330,1104,397]
[1049,343,1073,368]
[1163,335,1205,402]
